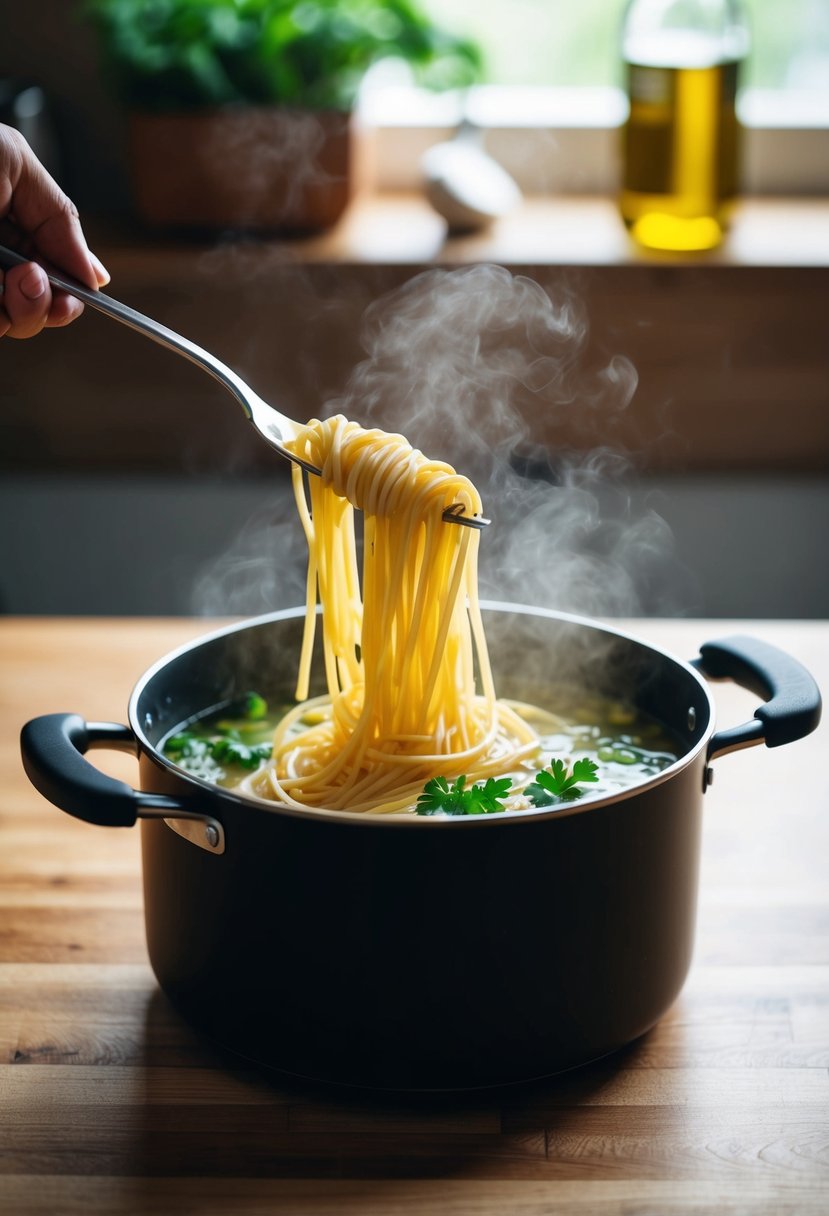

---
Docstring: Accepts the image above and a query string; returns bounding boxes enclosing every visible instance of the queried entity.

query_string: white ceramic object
[422,134,522,231]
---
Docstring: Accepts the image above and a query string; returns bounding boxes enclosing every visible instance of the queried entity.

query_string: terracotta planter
[128,107,353,233]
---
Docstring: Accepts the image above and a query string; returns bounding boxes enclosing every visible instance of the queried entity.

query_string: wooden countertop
[1,617,827,1215]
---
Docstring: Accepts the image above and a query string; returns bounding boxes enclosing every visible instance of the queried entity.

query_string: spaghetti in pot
[239,415,537,814]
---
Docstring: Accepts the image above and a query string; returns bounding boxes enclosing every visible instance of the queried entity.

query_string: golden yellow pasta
[240,415,537,814]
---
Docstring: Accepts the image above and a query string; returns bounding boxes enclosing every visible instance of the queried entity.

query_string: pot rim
[128,601,716,828]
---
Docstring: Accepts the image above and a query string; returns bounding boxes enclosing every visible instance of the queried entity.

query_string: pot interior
[131,604,714,772]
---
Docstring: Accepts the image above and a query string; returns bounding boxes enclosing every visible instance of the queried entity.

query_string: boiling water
[161,690,680,815]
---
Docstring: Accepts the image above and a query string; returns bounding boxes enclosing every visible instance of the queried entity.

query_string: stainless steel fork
[0,244,489,528]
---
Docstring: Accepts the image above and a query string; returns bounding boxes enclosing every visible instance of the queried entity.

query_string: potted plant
[86,0,481,232]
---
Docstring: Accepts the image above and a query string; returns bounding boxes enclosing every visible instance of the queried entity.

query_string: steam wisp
[194,264,684,621]
[325,264,675,618]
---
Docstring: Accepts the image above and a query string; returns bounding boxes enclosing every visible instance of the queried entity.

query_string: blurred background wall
[2,4,827,620]
[0,1,132,217]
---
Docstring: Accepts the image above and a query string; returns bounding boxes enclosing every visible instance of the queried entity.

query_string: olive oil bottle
[620,0,749,251]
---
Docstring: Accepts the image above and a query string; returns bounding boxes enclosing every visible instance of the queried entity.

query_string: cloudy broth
[161,688,681,816]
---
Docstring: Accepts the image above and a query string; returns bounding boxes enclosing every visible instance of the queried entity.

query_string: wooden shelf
[306,194,829,268]
[88,195,829,276]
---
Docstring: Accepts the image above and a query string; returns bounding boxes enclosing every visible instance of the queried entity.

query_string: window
[361,0,829,193]
[417,0,829,93]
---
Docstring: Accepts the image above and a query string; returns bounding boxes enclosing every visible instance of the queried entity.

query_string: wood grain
[1,617,827,1215]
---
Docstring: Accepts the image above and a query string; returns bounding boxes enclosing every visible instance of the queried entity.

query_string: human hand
[0,123,110,339]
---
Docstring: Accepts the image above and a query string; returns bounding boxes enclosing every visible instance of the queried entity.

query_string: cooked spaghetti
[239,414,538,814]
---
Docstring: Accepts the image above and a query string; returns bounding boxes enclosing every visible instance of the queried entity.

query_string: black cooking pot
[20,605,821,1091]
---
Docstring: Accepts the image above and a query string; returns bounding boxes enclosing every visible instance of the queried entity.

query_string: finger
[90,251,111,288]
[2,261,51,338]
[0,215,109,294]
[44,289,85,329]
[2,260,58,339]
[0,239,91,336]
[24,193,109,292]
[5,128,109,289]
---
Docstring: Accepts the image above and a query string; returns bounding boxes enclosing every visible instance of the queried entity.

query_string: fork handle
[0,242,257,422]
[1,243,489,528]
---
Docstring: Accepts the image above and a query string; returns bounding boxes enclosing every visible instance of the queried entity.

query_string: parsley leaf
[525,757,600,808]
[473,777,514,813]
[415,774,512,816]
[415,758,601,816]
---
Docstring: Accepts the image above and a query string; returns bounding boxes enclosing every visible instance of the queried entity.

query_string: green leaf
[164,732,193,751]
[536,758,574,795]
[415,775,466,816]
[164,732,209,759]
[415,773,511,816]
[471,777,513,814]
[524,779,563,808]
[525,757,601,808]
[86,0,482,110]
[209,737,272,769]
[570,757,600,784]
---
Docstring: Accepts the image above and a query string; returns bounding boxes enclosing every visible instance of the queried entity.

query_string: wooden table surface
[1,617,827,1216]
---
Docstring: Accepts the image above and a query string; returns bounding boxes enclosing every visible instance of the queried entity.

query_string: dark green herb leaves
[416,775,512,817]
[525,758,600,808]
[164,730,272,771]
[164,732,209,759]
[86,0,482,112]
[416,756,602,816]
[209,738,273,769]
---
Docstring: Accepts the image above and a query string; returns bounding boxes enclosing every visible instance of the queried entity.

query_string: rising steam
[194,264,684,618]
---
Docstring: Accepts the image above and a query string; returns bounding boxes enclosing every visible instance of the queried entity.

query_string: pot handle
[20,714,224,854]
[693,635,822,762]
